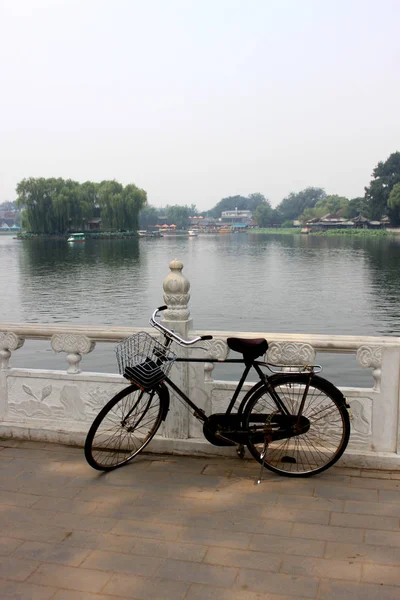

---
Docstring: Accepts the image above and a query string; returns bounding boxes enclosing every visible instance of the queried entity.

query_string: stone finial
[162,259,190,321]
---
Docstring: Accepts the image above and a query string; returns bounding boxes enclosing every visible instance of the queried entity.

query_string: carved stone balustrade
[1,259,400,470]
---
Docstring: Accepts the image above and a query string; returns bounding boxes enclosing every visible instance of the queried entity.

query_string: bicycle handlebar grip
[201,335,213,340]
[157,305,168,311]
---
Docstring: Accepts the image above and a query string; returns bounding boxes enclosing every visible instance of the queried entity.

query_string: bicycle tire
[243,373,350,477]
[85,384,165,471]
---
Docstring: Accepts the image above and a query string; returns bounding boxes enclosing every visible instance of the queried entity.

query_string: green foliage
[311,228,390,237]
[139,205,159,229]
[253,201,273,227]
[165,205,191,229]
[277,187,326,223]
[250,227,299,235]
[16,178,147,233]
[346,197,369,219]
[365,152,400,224]
[299,195,349,222]
[206,193,268,218]
[388,183,400,210]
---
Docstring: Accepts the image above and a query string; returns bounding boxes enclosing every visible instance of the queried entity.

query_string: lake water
[2,233,400,386]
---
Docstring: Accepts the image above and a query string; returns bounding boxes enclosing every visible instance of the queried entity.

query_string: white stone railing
[1,259,400,470]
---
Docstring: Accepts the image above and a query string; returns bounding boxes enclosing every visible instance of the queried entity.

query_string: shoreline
[249,227,400,237]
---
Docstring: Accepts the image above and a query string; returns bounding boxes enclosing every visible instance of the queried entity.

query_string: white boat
[67,233,86,243]
[188,229,199,237]
[138,230,163,238]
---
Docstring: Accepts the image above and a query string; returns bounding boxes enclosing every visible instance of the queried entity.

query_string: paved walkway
[1,440,400,600]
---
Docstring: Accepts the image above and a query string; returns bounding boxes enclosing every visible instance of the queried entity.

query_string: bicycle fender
[237,380,266,418]
[157,382,170,421]
[240,373,347,409]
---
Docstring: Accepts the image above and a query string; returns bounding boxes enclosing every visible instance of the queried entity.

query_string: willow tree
[16,177,147,233]
[98,181,147,230]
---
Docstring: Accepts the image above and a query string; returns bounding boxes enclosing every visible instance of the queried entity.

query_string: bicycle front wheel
[84,384,165,471]
[243,374,350,477]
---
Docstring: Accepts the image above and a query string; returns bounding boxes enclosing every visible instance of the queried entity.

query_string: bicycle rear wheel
[243,374,350,477]
[84,384,165,471]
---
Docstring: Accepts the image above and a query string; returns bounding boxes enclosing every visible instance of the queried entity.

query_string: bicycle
[84,306,351,478]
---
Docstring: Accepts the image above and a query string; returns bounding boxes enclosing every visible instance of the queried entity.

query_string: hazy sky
[1,0,399,210]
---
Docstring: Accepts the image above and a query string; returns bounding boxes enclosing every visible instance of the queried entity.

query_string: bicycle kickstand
[255,434,270,486]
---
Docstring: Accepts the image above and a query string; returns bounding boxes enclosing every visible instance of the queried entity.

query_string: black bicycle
[84,306,351,478]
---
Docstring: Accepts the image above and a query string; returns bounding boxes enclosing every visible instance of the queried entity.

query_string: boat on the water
[67,233,86,243]
[188,229,199,237]
[137,230,163,238]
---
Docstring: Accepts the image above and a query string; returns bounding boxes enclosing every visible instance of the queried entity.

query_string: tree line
[16,178,146,234]
[13,151,400,233]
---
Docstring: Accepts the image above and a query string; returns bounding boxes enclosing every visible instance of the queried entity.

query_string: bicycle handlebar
[149,306,213,346]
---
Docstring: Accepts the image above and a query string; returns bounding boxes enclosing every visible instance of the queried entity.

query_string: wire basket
[115,331,176,389]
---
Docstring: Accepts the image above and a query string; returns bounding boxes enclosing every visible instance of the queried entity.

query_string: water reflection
[2,233,399,386]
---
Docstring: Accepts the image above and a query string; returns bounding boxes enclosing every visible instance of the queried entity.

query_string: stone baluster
[162,259,192,439]
[51,334,95,374]
[0,332,24,418]
[0,332,25,370]
[356,345,382,391]
[267,341,316,371]
[203,339,230,382]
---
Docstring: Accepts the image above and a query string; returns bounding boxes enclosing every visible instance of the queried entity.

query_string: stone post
[0,332,24,418]
[161,259,192,439]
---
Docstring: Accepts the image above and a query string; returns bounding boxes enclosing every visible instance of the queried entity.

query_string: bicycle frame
[150,306,319,428]
[161,356,304,425]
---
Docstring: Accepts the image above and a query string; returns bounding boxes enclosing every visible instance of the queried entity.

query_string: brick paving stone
[318,580,400,600]
[0,578,57,599]
[276,494,344,513]
[330,511,400,530]
[111,518,183,540]
[360,469,393,479]
[314,483,379,502]
[2,521,70,545]
[60,529,135,553]
[0,555,40,581]
[0,490,40,507]
[102,573,189,599]
[261,506,330,525]
[81,549,164,577]
[344,499,400,517]
[203,546,282,572]
[291,523,364,543]
[0,536,23,555]
[280,554,362,581]
[28,563,112,593]
[177,525,252,549]
[324,540,400,565]
[48,512,118,533]
[235,569,319,598]
[156,558,238,586]
[350,477,400,491]
[186,583,310,600]
[129,538,207,561]
[31,496,98,515]
[364,529,400,548]
[362,563,400,586]
[12,540,92,567]
[250,534,325,558]
[2,505,59,526]
[53,591,124,600]
[379,489,400,504]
